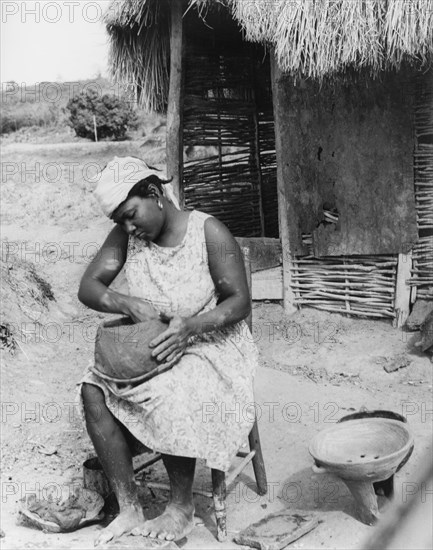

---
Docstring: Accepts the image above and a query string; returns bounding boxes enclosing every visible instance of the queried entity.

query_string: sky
[1,0,113,84]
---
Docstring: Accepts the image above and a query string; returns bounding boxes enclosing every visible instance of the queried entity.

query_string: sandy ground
[1,141,432,549]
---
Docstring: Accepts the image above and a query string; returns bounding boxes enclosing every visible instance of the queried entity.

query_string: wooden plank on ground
[252,267,283,300]
[234,511,319,550]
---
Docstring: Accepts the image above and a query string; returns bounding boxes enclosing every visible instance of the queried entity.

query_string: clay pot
[91,316,168,383]
[309,418,413,482]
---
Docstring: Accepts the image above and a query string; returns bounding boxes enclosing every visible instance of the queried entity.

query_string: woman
[78,156,258,546]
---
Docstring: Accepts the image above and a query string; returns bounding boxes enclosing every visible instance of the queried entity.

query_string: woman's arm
[188,216,251,334]
[149,217,251,363]
[78,225,159,321]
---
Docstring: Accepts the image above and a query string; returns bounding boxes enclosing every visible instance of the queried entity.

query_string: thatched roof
[104,0,433,111]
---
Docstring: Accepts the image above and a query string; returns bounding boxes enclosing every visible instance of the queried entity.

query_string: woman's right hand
[124,297,160,323]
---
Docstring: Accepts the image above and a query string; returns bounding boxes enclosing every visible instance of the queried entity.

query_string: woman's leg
[81,383,145,546]
[140,454,196,541]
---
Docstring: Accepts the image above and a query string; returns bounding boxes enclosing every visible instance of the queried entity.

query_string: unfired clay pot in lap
[91,317,168,384]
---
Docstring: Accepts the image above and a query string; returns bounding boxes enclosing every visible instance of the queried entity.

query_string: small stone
[406,300,433,331]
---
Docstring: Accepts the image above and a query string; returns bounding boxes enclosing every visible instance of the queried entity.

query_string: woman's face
[112,195,164,241]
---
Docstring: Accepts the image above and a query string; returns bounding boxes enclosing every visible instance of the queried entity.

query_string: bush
[1,103,57,134]
[66,89,138,141]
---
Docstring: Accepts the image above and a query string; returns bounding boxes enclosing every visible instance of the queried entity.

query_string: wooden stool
[134,244,267,541]
[134,420,267,542]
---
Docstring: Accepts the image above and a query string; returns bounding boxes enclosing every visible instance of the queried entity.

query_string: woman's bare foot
[138,502,195,541]
[94,505,144,547]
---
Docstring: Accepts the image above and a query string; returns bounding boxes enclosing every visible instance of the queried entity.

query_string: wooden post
[93,115,98,142]
[393,251,412,328]
[241,246,253,331]
[248,421,268,496]
[270,51,297,315]
[166,0,185,205]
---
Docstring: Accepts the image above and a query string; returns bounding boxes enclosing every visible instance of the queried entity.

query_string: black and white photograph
[1,1,432,548]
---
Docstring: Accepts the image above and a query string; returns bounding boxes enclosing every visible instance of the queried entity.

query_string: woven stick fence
[290,255,397,318]
[410,73,433,300]
[258,112,279,238]
[410,234,433,299]
[183,52,276,237]
[184,96,256,147]
[183,151,262,235]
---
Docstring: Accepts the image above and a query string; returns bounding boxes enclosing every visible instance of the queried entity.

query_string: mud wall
[274,68,418,256]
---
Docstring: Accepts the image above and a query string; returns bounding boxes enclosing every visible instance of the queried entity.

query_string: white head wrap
[94,156,181,217]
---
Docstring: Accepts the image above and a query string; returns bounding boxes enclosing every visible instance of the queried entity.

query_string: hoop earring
[157,198,163,210]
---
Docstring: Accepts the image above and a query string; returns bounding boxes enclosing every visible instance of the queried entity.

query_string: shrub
[1,103,55,134]
[66,89,138,141]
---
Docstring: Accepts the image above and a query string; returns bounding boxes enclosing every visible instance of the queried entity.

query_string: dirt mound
[0,255,55,353]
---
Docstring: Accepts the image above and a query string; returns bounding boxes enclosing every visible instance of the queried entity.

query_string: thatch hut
[105,0,433,323]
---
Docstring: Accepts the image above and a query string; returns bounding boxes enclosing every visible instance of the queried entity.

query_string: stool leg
[248,420,268,495]
[211,469,227,542]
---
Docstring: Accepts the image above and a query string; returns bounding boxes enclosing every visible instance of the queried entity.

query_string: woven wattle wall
[410,73,433,300]
[291,255,398,318]
[257,110,279,239]
[182,51,278,237]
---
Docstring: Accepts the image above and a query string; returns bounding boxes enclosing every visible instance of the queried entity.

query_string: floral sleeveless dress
[78,210,258,471]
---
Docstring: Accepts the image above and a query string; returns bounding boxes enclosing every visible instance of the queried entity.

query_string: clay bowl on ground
[338,409,413,474]
[309,418,413,482]
[92,316,168,384]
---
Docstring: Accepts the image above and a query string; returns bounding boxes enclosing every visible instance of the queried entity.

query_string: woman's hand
[149,315,195,366]
[125,297,160,323]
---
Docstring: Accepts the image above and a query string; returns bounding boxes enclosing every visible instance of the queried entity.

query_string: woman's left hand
[149,315,195,366]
